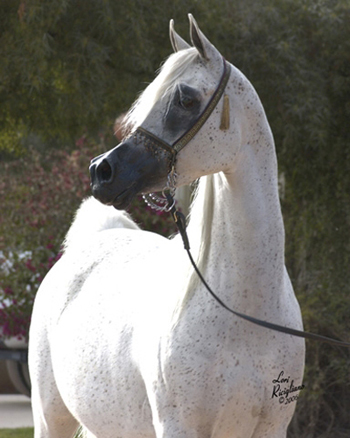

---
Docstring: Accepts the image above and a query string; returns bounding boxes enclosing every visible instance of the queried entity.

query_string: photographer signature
[271,370,305,405]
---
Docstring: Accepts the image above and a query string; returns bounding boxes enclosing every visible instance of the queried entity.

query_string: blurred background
[0,1,350,436]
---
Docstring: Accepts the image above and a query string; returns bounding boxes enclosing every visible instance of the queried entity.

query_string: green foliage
[0,0,200,154]
[0,429,34,438]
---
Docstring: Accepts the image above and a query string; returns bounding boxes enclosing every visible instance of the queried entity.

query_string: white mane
[123,48,199,134]
[123,46,219,302]
[63,197,139,252]
[122,45,214,244]
[171,174,217,318]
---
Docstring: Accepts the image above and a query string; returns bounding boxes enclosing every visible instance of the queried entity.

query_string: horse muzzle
[89,135,171,210]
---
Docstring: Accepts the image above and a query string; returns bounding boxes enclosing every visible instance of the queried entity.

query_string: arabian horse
[29,15,305,438]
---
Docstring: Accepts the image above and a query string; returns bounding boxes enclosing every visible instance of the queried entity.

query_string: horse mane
[63,197,139,252]
[123,48,199,135]
[187,175,215,266]
[120,46,220,317]
[173,174,217,311]
[121,45,215,274]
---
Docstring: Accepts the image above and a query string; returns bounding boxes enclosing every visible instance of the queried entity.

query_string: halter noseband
[128,57,231,210]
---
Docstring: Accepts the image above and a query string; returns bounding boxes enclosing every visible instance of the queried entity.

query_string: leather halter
[130,57,231,175]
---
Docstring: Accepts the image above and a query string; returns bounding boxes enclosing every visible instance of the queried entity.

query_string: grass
[0,429,34,437]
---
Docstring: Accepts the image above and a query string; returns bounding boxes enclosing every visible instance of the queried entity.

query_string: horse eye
[179,95,194,110]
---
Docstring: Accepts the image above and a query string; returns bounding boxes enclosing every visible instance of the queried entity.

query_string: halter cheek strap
[171,58,231,156]
[132,57,231,178]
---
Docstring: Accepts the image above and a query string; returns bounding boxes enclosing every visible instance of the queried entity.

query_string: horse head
[90,14,240,209]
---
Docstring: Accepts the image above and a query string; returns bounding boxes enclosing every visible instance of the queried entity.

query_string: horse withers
[29,14,305,438]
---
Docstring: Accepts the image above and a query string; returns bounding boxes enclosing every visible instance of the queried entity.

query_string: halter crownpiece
[137,57,231,211]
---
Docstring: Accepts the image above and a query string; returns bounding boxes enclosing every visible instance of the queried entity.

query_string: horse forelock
[123,48,199,135]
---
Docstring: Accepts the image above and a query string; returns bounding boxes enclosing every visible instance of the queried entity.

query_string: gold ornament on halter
[220,94,230,131]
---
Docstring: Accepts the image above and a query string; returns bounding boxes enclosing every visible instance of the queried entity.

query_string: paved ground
[0,394,33,428]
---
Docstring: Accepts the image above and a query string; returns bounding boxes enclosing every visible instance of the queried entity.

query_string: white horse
[29,15,305,438]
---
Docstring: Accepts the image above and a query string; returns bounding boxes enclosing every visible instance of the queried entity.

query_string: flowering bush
[0,136,177,341]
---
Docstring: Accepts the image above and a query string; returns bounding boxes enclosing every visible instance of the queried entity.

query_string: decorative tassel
[220,94,230,131]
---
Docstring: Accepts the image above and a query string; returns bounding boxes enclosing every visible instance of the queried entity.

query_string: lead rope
[165,194,350,349]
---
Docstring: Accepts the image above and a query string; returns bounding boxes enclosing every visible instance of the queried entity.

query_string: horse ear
[188,14,218,61]
[169,19,191,53]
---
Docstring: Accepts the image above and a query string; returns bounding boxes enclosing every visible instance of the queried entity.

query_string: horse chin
[111,185,137,210]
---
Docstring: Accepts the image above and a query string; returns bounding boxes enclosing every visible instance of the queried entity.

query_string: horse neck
[188,121,285,312]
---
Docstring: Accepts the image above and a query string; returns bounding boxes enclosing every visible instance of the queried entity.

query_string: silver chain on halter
[142,167,177,212]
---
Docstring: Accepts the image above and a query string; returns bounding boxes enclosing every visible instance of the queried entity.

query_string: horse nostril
[97,159,113,183]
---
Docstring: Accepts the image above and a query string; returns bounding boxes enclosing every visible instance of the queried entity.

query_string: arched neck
[187,128,286,314]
